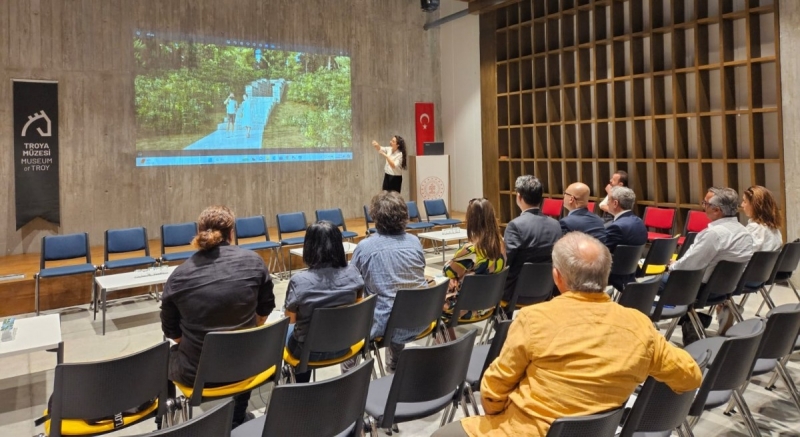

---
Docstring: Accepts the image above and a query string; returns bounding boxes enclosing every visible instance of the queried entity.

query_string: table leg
[102,288,107,336]
[441,240,446,263]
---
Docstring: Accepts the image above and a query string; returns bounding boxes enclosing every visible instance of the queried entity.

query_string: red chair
[587,201,597,214]
[541,198,562,219]
[643,206,676,242]
[678,210,711,245]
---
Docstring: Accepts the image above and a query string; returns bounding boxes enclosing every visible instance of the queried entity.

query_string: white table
[94,266,177,335]
[288,242,358,277]
[418,229,468,262]
[0,314,63,364]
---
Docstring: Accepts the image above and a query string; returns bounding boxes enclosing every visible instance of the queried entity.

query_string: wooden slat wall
[0,0,442,256]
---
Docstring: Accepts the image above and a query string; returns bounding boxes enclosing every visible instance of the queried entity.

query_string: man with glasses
[559,182,607,243]
[667,187,753,343]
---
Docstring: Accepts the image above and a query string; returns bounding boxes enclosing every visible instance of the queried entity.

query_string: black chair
[684,319,766,437]
[545,408,625,437]
[676,232,697,260]
[609,244,646,292]
[638,237,679,277]
[728,250,782,321]
[499,262,553,319]
[617,277,660,318]
[650,268,705,339]
[139,400,233,437]
[442,269,509,343]
[175,318,289,421]
[365,329,477,434]
[686,260,749,340]
[41,342,169,437]
[371,282,448,377]
[463,320,512,416]
[283,295,376,381]
[723,304,800,416]
[231,359,374,437]
[618,350,712,437]
[757,241,800,315]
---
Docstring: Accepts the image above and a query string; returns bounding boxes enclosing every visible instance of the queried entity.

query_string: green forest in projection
[134,37,352,150]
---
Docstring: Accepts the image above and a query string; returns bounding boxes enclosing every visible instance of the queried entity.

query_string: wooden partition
[481,0,784,232]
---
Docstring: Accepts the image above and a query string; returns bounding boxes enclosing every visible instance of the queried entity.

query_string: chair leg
[756,285,776,316]
[732,389,762,437]
[664,318,680,340]
[369,417,378,437]
[789,279,800,301]
[445,399,458,423]
[776,362,800,413]
[766,356,790,390]
[679,421,695,437]
[440,404,452,427]
[374,344,386,378]
[180,396,190,423]
[727,299,744,323]
[724,380,750,416]
[687,310,706,339]
[467,387,480,416]
[686,415,700,430]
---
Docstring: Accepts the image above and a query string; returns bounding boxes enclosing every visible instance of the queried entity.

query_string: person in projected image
[239,93,252,138]
[372,136,408,192]
[224,92,237,137]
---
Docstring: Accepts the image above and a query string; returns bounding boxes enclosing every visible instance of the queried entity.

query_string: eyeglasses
[564,192,574,199]
[701,200,718,209]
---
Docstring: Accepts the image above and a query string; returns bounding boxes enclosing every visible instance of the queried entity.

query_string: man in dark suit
[605,186,648,291]
[503,175,562,303]
[559,182,607,243]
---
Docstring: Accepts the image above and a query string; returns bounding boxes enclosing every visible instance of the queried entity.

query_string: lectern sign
[13,80,60,229]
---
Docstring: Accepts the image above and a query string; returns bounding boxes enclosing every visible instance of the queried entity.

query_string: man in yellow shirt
[433,232,702,437]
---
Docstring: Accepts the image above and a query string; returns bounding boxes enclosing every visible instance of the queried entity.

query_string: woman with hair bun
[160,205,275,429]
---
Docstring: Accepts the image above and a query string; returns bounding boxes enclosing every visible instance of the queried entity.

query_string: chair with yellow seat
[499,262,553,320]
[38,341,169,437]
[370,281,448,377]
[283,294,376,383]
[174,317,289,422]
[637,236,679,277]
[441,268,509,344]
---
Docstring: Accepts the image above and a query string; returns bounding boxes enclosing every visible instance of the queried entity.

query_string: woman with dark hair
[160,205,274,429]
[442,198,507,321]
[284,220,364,382]
[742,185,783,251]
[372,135,407,192]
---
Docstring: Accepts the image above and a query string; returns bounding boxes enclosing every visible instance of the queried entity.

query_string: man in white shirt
[599,170,628,222]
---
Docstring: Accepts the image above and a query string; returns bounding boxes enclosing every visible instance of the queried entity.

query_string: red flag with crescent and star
[415,102,435,155]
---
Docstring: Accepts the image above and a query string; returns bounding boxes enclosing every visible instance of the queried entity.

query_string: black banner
[13,80,60,230]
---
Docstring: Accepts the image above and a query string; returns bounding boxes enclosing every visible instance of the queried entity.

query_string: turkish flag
[415,102,435,155]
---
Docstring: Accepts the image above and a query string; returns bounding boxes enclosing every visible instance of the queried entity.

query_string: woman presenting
[372,136,407,192]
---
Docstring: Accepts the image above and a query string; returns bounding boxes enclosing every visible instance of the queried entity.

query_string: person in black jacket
[559,182,607,244]
[605,186,648,291]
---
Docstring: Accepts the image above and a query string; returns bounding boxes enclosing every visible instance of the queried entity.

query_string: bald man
[559,182,607,243]
[432,233,702,437]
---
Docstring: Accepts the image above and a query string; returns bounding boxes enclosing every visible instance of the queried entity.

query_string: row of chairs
[363,199,462,235]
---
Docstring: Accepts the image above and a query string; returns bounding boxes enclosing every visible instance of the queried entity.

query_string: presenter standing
[373,136,407,192]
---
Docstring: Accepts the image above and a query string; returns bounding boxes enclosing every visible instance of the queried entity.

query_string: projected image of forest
[134,34,352,154]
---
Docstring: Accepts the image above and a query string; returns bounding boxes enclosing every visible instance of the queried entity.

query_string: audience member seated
[559,182,607,243]
[604,186,648,291]
[283,220,364,383]
[741,185,782,252]
[442,198,507,321]
[598,169,628,223]
[432,232,702,437]
[342,191,428,374]
[503,175,562,302]
[160,205,275,429]
[666,187,754,343]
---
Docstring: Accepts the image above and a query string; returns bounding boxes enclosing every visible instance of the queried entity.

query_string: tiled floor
[2,249,800,436]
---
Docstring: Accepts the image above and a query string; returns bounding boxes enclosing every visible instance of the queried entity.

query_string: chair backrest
[298,295,377,373]
[545,407,625,437]
[695,260,749,308]
[587,201,597,214]
[506,263,554,312]
[479,320,512,382]
[377,329,477,428]
[617,278,660,318]
[260,359,373,437]
[640,237,678,273]
[449,269,510,328]
[651,268,705,320]
[234,216,269,242]
[773,241,800,280]
[41,233,91,268]
[139,400,233,437]
[689,319,765,416]
[757,303,800,360]
[364,205,374,225]
[161,222,197,253]
[619,350,711,437]
[315,208,348,229]
[736,250,782,293]
[423,199,450,220]
[190,318,289,405]
[541,198,562,219]
[105,227,150,260]
[643,207,676,233]
[49,342,170,437]
[382,281,448,346]
[276,212,307,237]
[685,210,711,233]
[406,201,423,221]
[676,232,697,260]
[610,244,646,276]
